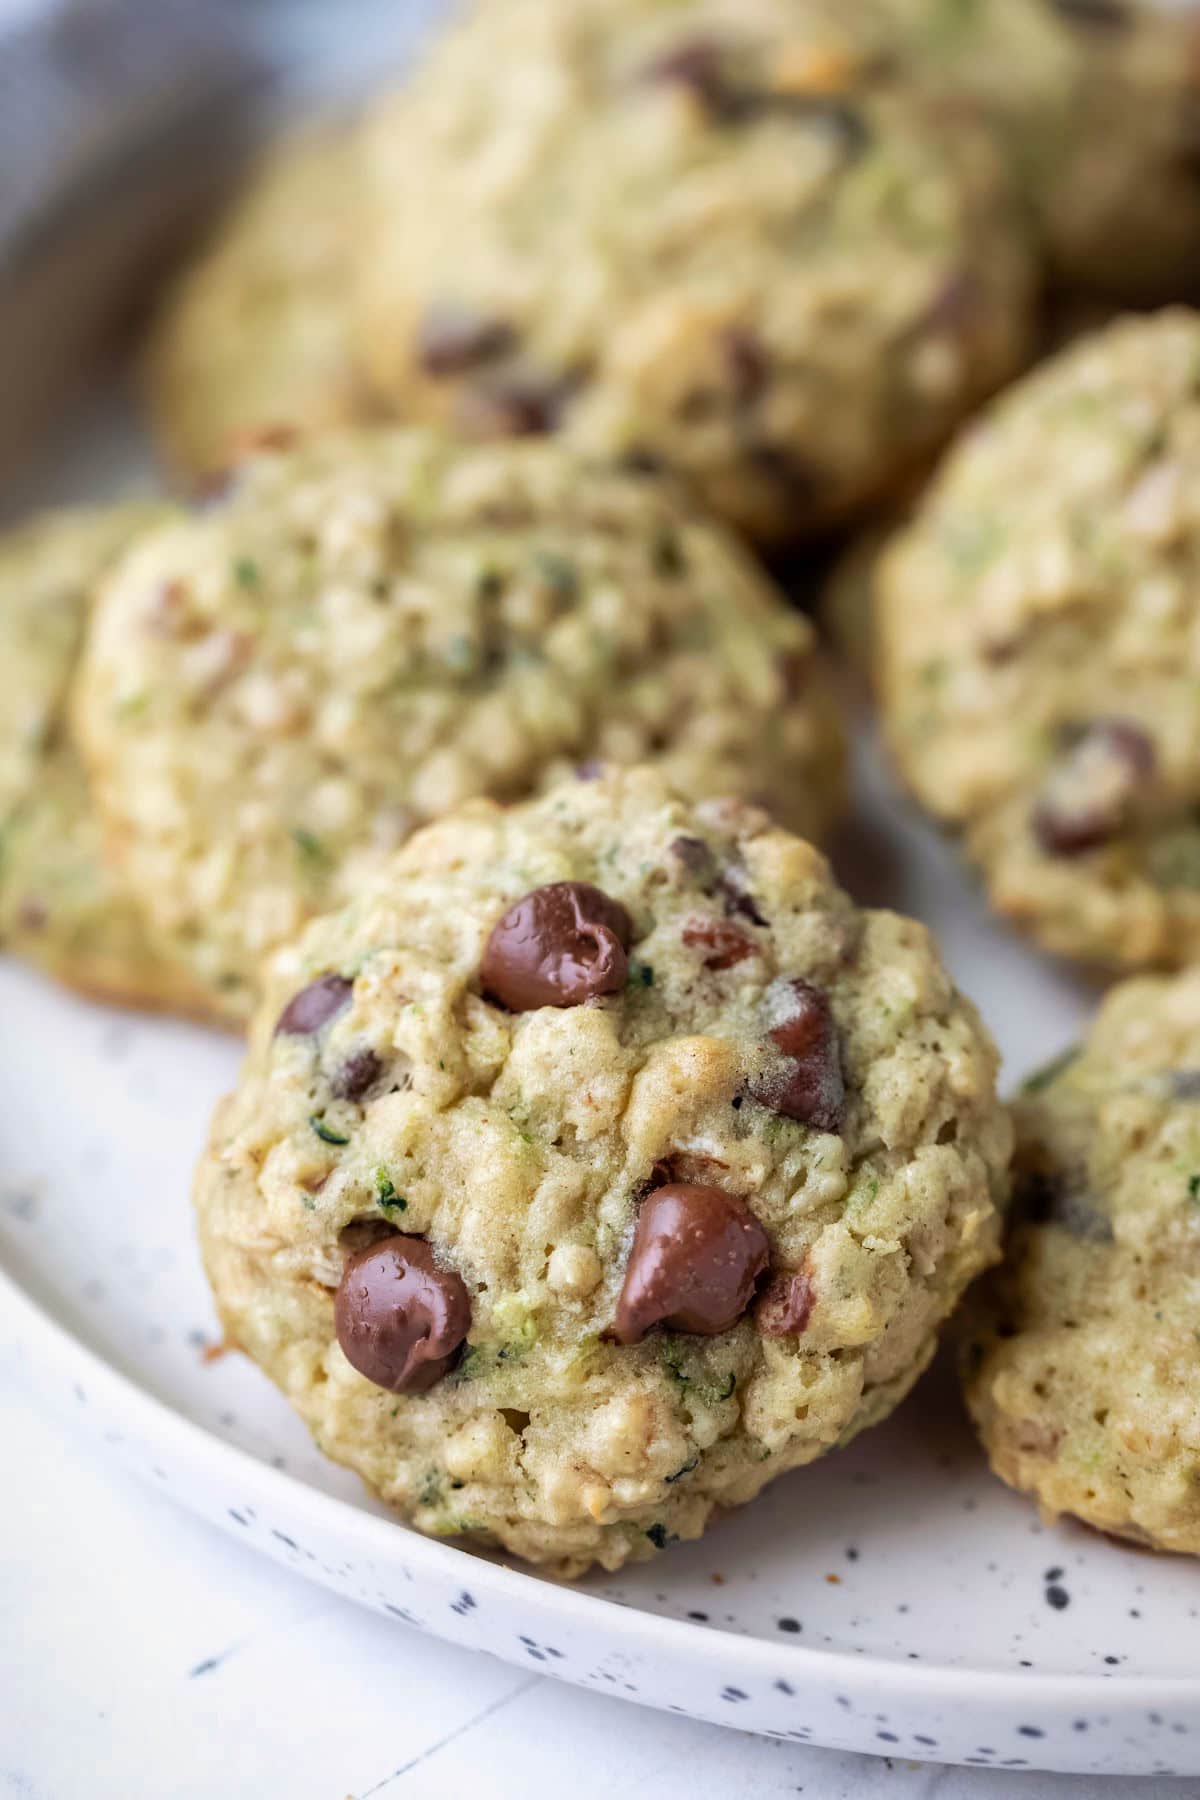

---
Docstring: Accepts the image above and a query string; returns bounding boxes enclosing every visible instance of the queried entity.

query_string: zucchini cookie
[195,766,1010,1574]
[0,505,210,1014]
[881,0,1200,304]
[74,428,844,1024]
[878,310,1200,971]
[145,125,371,481]
[963,969,1200,1554]
[354,0,1035,544]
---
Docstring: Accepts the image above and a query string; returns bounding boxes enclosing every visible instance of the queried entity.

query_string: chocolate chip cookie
[145,125,371,480]
[194,765,1010,1574]
[881,0,1200,304]
[0,505,221,1013]
[963,968,1200,1554]
[354,0,1035,543]
[75,428,843,1023]
[878,309,1200,971]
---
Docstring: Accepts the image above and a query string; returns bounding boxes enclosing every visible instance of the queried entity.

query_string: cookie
[145,125,371,480]
[353,0,1035,544]
[0,506,211,1014]
[882,0,1200,304]
[195,765,1010,1575]
[878,309,1200,971]
[75,428,845,1023]
[963,969,1200,1554]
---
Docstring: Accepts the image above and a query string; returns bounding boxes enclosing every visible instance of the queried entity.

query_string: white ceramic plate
[4,597,1200,1774]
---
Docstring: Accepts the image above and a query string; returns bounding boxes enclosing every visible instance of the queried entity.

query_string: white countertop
[3,1331,1195,1800]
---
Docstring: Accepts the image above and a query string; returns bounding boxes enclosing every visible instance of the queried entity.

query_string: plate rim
[7,1255,1200,1714]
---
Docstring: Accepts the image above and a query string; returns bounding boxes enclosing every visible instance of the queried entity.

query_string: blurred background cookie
[880,0,1200,303]
[74,429,844,1021]
[963,967,1200,1553]
[0,503,212,1013]
[144,123,374,481]
[353,0,1036,543]
[877,308,1200,970]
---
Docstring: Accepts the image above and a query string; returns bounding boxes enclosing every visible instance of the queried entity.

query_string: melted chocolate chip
[1032,720,1156,857]
[681,915,758,970]
[757,1267,815,1337]
[1168,1068,1200,1100]
[751,978,845,1133]
[416,304,515,376]
[334,1235,470,1394]
[1019,1170,1113,1243]
[481,881,632,1010]
[329,1047,383,1103]
[275,973,353,1037]
[611,1182,769,1344]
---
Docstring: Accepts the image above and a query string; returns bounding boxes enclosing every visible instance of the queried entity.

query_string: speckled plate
[4,659,1200,1777]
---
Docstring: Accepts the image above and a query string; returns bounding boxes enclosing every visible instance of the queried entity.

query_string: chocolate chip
[416,304,515,376]
[681,915,758,970]
[481,881,633,1011]
[642,37,742,118]
[621,448,666,476]
[457,373,570,438]
[335,1235,470,1394]
[1019,1170,1113,1242]
[750,977,845,1133]
[723,328,768,406]
[1049,0,1128,26]
[757,1267,815,1337]
[610,1182,769,1344]
[718,866,768,927]
[670,835,718,883]
[1032,720,1156,857]
[275,973,353,1037]
[742,440,821,506]
[329,1047,383,1102]
[642,41,868,144]
[1168,1069,1200,1100]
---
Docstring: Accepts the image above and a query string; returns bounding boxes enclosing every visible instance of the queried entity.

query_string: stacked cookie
[6,0,1200,1572]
